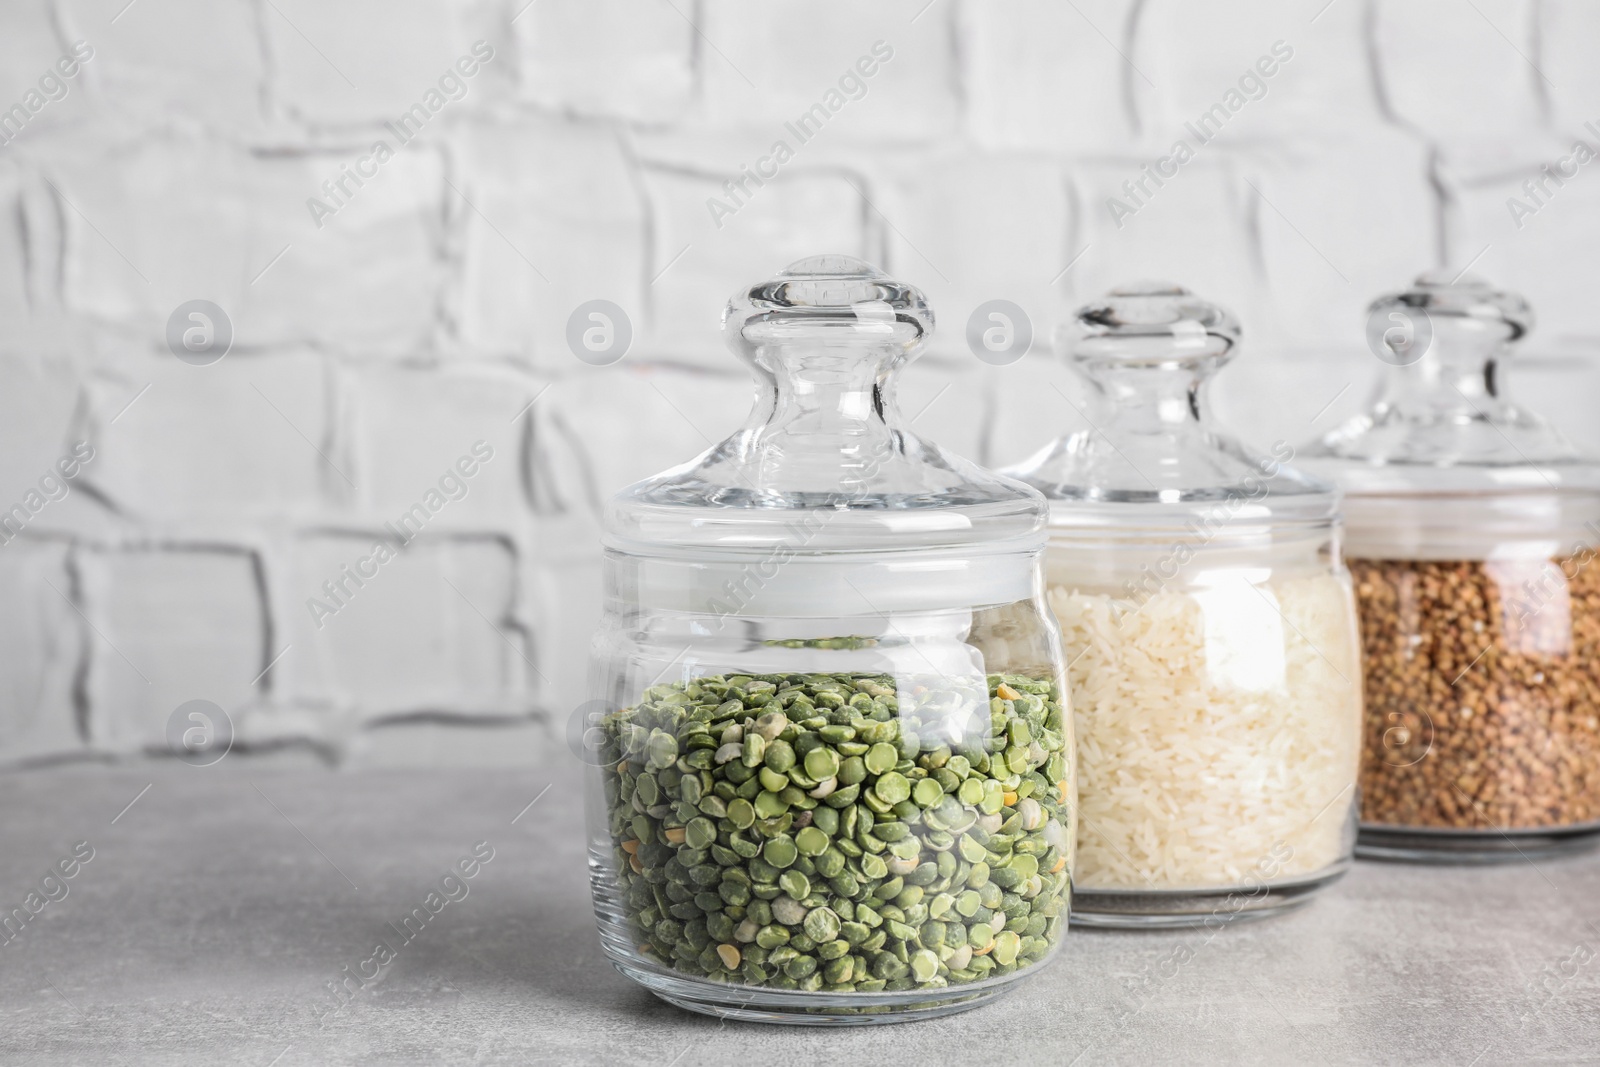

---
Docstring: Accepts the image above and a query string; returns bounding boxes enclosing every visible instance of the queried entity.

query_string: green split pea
[600,671,1073,994]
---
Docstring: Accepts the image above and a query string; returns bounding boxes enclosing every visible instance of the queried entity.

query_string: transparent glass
[584,256,1074,1024]
[1005,282,1361,928]
[1300,273,1600,862]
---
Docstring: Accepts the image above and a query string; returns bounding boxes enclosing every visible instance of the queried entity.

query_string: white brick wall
[2,0,1598,766]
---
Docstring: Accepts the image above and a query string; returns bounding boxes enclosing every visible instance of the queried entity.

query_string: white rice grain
[1051,573,1361,891]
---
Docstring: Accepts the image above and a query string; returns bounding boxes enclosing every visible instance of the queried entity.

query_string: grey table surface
[2,761,1597,1067]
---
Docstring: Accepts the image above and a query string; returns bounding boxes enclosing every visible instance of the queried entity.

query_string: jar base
[1068,863,1350,930]
[1356,823,1600,864]
[606,953,1045,1027]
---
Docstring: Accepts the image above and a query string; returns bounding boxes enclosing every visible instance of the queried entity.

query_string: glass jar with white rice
[1003,282,1361,928]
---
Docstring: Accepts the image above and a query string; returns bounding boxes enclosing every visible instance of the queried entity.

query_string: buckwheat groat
[1353,556,1600,830]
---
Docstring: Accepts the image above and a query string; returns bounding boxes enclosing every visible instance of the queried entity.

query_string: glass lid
[1298,272,1600,496]
[604,254,1047,557]
[1004,281,1336,534]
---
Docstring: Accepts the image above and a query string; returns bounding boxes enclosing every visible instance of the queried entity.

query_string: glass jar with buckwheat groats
[1004,282,1362,928]
[1301,273,1600,861]
[581,256,1074,1024]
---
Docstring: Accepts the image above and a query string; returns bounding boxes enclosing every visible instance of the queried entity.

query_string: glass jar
[1300,273,1600,862]
[1004,282,1362,928]
[583,255,1074,1024]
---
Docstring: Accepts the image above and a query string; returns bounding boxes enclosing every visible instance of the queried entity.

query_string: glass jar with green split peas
[581,256,1075,1025]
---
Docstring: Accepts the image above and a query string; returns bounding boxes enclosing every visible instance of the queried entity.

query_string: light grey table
[2,761,1596,1066]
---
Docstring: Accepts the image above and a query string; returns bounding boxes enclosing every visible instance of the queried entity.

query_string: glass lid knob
[1002,280,1334,521]
[1299,271,1591,485]
[1067,280,1240,367]
[1372,271,1533,344]
[605,254,1046,556]
[724,254,933,360]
